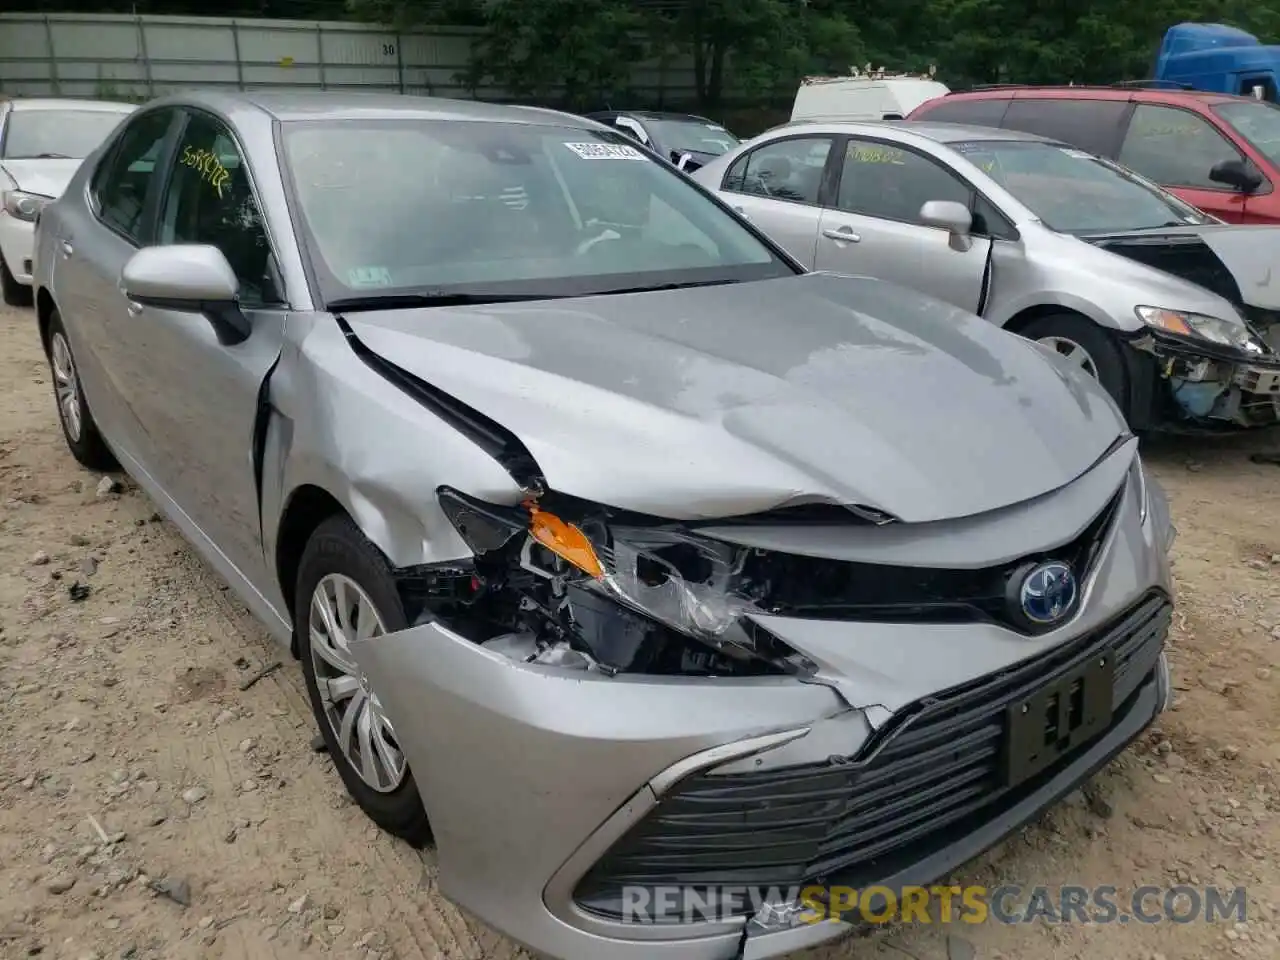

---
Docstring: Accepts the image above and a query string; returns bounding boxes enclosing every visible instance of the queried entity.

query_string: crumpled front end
[349,440,1173,960]
[1087,229,1280,430]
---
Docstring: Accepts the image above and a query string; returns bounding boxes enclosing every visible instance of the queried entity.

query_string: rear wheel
[46,310,116,470]
[295,514,432,847]
[1021,313,1130,419]
[1,255,32,307]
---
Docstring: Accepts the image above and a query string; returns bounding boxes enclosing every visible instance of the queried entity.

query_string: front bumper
[350,502,1173,960]
[0,210,35,285]
[1124,329,1280,430]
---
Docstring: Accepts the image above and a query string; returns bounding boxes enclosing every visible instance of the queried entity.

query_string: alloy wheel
[50,332,83,442]
[1038,335,1100,380]
[308,573,407,793]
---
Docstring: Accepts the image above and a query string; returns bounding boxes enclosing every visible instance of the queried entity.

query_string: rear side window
[1000,99,1129,157]
[91,109,175,244]
[721,136,833,205]
[1118,104,1243,189]
[913,97,1010,126]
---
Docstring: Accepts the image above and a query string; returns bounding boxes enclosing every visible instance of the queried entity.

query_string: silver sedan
[34,92,1173,960]
[693,120,1280,431]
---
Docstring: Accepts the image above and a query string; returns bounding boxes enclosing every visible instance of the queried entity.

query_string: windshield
[646,118,739,157]
[1213,99,1280,169]
[951,139,1214,234]
[280,119,789,304]
[2,109,132,160]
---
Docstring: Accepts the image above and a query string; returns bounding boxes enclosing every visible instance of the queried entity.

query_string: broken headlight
[436,488,794,672]
[1135,305,1265,355]
[587,526,762,653]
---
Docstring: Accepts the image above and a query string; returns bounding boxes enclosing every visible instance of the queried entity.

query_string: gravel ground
[0,300,1277,960]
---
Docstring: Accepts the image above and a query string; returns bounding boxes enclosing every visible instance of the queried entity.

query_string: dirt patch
[0,302,1277,960]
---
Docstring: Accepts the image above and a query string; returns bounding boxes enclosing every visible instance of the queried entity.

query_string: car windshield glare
[3,109,130,160]
[646,118,739,157]
[1213,99,1280,169]
[279,119,787,303]
[952,139,1213,234]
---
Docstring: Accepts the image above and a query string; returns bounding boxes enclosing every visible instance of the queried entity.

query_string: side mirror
[121,245,250,345]
[1209,158,1263,194]
[919,199,974,252]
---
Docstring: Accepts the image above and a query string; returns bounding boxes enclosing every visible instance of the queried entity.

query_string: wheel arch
[274,483,350,656]
[35,287,57,356]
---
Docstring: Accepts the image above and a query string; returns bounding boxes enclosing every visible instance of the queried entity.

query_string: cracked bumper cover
[349,606,1171,960]
[344,446,1172,960]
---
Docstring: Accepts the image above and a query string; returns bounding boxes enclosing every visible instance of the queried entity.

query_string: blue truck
[1154,23,1280,100]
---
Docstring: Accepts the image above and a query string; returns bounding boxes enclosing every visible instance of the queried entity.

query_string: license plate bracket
[1002,654,1114,787]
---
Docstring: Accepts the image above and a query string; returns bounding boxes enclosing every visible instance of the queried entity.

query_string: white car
[1,97,136,305]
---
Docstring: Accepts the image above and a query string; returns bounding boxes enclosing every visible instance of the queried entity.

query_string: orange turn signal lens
[526,504,604,579]
[1135,306,1195,338]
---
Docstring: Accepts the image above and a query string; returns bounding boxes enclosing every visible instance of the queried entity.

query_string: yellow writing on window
[181,145,232,198]
[848,144,904,165]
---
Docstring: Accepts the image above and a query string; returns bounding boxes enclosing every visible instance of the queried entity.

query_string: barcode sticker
[563,142,646,160]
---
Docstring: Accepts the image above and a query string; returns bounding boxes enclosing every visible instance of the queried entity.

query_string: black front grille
[743,489,1122,631]
[575,592,1171,918]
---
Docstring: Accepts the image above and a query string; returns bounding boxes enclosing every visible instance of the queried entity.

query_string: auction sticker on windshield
[563,142,646,160]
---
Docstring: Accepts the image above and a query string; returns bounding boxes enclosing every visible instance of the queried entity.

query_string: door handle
[822,227,861,243]
[59,239,73,258]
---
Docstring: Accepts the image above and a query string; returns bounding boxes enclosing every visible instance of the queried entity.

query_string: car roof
[145,90,600,128]
[586,109,718,123]
[8,97,137,113]
[772,118,1060,146]
[930,86,1241,107]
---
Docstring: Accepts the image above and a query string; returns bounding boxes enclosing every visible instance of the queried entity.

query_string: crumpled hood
[343,273,1127,523]
[1085,223,1280,311]
[0,158,83,200]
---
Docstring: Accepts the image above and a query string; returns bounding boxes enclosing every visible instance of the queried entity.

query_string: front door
[715,134,835,267]
[1116,103,1258,223]
[112,107,287,588]
[814,137,990,313]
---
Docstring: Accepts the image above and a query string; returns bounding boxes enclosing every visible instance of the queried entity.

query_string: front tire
[294,514,432,847]
[1,255,32,307]
[46,309,116,470]
[1021,313,1130,419]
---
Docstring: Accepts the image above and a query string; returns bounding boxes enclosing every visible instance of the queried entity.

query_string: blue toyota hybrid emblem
[1019,561,1077,625]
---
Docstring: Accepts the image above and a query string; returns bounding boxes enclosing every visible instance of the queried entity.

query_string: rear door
[1116,103,1265,223]
[54,107,181,466]
[813,136,990,313]
[715,134,836,266]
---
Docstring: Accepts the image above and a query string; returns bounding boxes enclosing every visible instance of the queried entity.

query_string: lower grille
[575,592,1171,918]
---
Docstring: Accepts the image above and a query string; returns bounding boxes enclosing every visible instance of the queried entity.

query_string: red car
[909,86,1280,224]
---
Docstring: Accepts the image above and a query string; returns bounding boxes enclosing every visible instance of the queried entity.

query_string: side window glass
[158,112,278,305]
[1118,105,1242,189]
[836,140,970,224]
[1001,99,1129,157]
[915,98,1010,127]
[723,137,831,205]
[91,110,174,244]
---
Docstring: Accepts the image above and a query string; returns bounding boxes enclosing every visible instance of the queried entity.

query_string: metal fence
[0,11,707,105]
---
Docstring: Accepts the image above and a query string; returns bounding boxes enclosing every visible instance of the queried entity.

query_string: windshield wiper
[602,278,745,296]
[33,152,72,159]
[326,292,561,313]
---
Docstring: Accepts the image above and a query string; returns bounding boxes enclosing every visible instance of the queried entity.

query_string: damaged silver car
[34,92,1175,960]
[693,121,1280,431]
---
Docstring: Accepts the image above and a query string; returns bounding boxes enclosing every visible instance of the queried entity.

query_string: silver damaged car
[693,120,1280,432]
[33,92,1175,960]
